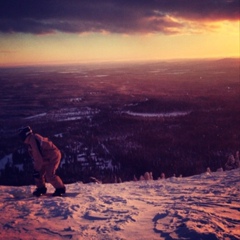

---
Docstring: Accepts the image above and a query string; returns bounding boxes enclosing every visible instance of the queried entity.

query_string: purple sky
[0,0,239,34]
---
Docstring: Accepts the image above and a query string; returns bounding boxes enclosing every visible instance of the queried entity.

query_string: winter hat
[18,126,33,141]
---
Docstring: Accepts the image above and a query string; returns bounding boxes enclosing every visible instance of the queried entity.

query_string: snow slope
[0,169,239,240]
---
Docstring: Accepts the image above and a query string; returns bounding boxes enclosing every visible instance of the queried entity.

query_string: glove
[33,170,40,179]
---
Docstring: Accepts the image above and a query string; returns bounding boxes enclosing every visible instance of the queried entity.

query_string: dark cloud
[0,0,239,34]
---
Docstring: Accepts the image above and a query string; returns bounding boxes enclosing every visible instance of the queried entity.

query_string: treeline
[0,144,232,186]
[0,146,120,186]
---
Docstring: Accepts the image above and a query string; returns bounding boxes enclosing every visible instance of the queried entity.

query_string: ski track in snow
[0,170,239,240]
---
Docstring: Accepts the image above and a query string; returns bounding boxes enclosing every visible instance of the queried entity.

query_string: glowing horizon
[0,1,239,67]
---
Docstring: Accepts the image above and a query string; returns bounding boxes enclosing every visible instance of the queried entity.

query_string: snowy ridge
[0,169,239,240]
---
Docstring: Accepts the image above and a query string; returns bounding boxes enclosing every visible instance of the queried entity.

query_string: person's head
[18,126,33,142]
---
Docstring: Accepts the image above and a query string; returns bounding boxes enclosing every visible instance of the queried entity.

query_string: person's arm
[28,135,44,171]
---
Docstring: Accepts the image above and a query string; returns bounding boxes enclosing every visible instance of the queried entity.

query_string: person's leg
[45,153,65,189]
[33,167,47,196]
[34,167,46,188]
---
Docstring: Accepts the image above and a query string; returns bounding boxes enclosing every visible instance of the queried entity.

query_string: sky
[0,0,239,67]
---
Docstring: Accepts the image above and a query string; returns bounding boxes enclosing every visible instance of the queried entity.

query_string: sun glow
[0,20,239,67]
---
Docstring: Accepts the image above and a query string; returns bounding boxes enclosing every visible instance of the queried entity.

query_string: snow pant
[34,151,65,189]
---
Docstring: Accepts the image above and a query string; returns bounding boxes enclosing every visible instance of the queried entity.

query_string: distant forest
[0,59,239,186]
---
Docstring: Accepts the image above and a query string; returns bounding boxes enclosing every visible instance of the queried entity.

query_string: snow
[0,169,239,240]
[22,107,100,122]
[122,111,190,118]
[0,154,12,170]
[14,164,24,172]
[95,75,109,78]
[24,113,47,120]
[54,133,63,138]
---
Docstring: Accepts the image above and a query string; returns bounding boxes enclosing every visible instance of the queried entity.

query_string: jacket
[24,133,61,171]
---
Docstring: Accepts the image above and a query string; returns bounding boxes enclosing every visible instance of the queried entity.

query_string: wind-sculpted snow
[0,169,239,240]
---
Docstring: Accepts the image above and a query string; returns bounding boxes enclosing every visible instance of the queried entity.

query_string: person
[225,154,240,171]
[18,126,66,197]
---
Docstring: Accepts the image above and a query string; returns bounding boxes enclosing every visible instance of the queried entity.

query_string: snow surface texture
[0,169,239,240]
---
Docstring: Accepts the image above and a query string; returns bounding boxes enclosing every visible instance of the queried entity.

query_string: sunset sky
[0,0,239,67]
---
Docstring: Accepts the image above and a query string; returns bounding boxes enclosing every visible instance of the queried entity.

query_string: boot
[33,187,47,197]
[52,187,66,197]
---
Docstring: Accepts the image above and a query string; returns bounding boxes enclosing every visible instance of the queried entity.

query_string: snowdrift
[0,169,239,240]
